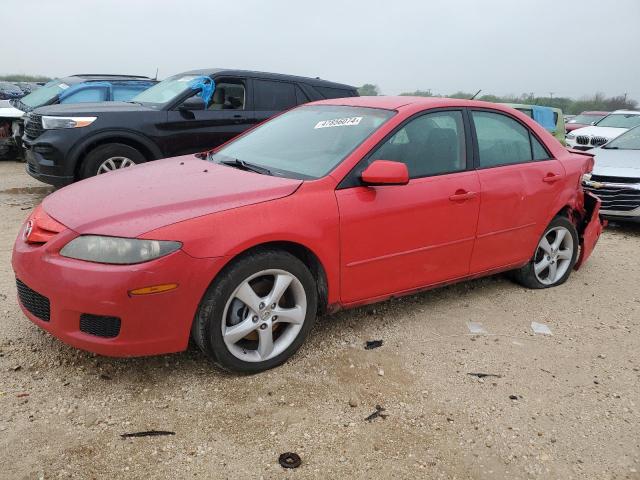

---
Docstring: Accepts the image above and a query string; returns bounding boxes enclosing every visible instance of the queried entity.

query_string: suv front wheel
[80,143,145,179]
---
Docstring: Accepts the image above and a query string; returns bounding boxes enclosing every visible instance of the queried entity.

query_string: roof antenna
[469,89,482,100]
[153,68,159,81]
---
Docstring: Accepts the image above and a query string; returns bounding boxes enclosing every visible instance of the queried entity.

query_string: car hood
[569,125,628,139]
[592,147,640,179]
[42,156,303,238]
[0,100,24,119]
[34,101,155,116]
[565,122,588,132]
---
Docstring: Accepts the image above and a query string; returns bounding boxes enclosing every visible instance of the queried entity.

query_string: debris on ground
[531,322,553,335]
[365,340,383,350]
[16,392,29,398]
[100,374,112,380]
[349,397,359,408]
[120,430,176,438]
[365,405,388,422]
[467,372,502,379]
[466,322,487,334]
[509,395,522,401]
[278,452,302,469]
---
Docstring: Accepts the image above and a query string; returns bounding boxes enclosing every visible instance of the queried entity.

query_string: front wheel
[80,143,145,179]
[192,250,318,373]
[512,216,579,289]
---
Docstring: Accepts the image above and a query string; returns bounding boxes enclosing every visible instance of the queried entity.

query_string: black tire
[80,143,145,179]
[192,250,318,373]
[512,216,579,289]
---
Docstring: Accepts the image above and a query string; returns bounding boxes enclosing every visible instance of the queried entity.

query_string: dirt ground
[0,160,638,480]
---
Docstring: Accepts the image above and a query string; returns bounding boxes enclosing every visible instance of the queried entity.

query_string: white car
[582,125,640,221]
[566,110,640,150]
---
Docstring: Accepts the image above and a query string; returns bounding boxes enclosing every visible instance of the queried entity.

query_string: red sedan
[12,97,603,372]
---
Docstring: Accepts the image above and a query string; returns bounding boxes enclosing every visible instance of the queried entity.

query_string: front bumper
[583,179,640,221]
[12,228,226,357]
[23,140,74,187]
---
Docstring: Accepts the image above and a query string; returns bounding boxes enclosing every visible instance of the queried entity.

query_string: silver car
[583,125,640,221]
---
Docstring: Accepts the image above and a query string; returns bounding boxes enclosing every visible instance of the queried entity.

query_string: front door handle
[542,173,561,183]
[449,190,477,202]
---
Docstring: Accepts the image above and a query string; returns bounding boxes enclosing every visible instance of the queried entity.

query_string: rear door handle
[449,190,477,202]
[542,173,561,183]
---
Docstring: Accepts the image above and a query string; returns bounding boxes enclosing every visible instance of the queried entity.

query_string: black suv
[23,69,358,186]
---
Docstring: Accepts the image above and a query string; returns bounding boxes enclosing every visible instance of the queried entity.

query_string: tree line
[357,84,637,115]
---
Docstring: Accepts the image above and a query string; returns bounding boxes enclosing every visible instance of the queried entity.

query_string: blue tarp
[189,76,216,106]
[532,106,556,132]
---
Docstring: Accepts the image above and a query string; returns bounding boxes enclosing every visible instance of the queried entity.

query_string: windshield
[18,79,74,109]
[569,114,607,125]
[604,126,640,150]
[596,113,640,129]
[131,74,199,107]
[212,105,395,179]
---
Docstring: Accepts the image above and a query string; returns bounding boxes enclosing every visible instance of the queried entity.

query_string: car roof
[177,68,356,90]
[310,95,535,112]
[610,110,640,115]
[581,111,609,115]
[67,74,154,82]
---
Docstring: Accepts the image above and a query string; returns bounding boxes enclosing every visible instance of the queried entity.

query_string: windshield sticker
[58,83,69,90]
[314,117,363,129]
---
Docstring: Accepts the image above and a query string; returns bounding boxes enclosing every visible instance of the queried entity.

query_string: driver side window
[369,111,467,178]
[208,81,245,110]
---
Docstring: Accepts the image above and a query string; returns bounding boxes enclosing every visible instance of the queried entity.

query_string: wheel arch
[69,130,163,179]
[217,240,331,315]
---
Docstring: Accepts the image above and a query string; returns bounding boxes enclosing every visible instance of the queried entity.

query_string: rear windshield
[596,114,640,129]
[211,105,395,179]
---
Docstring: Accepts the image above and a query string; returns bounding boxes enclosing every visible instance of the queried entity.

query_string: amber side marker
[128,283,179,296]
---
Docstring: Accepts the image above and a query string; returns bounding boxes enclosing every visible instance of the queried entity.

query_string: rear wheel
[192,250,318,373]
[80,143,145,179]
[512,216,579,289]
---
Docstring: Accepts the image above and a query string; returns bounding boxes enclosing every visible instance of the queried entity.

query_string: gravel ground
[0,160,639,479]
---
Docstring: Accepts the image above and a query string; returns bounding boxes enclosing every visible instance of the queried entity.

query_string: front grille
[584,185,640,212]
[80,314,121,338]
[591,174,640,184]
[576,135,590,145]
[24,113,44,139]
[16,278,50,322]
[591,136,609,146]
[27,162,37,174]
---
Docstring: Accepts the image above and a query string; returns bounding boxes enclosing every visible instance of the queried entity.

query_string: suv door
[336,110,480,304]
[253,79,301,125]
[162,77,256,156]
[469,109,565,273]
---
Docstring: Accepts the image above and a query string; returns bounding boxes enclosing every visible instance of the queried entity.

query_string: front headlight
[41,116,97,130]
[566,133,575,139]
[60,235,181,264]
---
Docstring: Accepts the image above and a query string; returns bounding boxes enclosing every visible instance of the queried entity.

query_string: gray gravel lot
[0,160,638,479]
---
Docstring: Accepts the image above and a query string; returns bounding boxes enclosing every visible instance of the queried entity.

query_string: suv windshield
[596,113,640,129]
[15,79,75,110]
[132,74,199,108]
[211,105,395,179]
[570,114,606,124]
[604,126,640,150]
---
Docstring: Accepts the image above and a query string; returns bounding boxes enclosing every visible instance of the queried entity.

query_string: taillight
[23,205,65,244]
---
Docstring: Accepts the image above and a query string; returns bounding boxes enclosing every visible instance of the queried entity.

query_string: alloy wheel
[221,269,307,362]
[97,156,136,174]
[533,226,574,285]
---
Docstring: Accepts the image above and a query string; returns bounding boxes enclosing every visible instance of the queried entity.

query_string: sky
[3,0,640,100]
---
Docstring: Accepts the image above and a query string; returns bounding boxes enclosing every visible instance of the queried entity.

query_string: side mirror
[179,96,206,111]
[361,160,409,186]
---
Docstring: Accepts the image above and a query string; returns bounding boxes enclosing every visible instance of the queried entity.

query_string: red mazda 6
[12,97,603,372]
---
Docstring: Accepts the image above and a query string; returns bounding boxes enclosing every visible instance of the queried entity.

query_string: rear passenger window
[315,86,355,99]
[531,135,551,160]
[471,111,533,167]
[254,80,296,111]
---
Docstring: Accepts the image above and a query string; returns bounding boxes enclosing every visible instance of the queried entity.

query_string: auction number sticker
[315,116,363,129]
